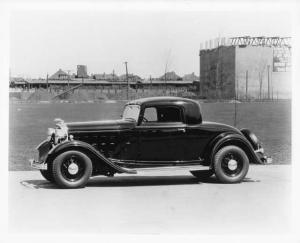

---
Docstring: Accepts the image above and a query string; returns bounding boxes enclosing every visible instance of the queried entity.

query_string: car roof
[127,96,198,106]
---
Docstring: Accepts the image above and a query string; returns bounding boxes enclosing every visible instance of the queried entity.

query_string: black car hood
[66,119,136,133]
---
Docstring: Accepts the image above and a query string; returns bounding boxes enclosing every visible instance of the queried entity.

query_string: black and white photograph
[2,0,300,242]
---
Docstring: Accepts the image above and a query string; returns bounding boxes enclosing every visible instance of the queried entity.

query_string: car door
[183,125,214,161]
[136,105,186,165]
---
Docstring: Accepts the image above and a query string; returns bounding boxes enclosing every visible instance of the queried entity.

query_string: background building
[158,71,182,81]
[77,65,89,78]
[92,72,119,81]
[182,72,199,82]
[49,69,69,80]
[119,74,143,82]
[199,36,291,99]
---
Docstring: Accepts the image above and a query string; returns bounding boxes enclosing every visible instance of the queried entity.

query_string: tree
[163,49,172,95]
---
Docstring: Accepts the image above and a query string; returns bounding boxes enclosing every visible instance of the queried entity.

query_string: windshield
[122,105,140,122]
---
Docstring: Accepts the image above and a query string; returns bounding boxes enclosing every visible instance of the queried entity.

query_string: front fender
[47,140,136,174]
[206,132,262,167]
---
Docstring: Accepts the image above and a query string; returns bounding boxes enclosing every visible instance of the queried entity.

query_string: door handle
[178,128,186,133]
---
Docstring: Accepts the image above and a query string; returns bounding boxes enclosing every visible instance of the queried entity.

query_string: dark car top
[127,96,202,125]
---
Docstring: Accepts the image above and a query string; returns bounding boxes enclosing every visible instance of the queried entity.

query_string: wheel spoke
[60,155,86,182]
[221,152,243,177]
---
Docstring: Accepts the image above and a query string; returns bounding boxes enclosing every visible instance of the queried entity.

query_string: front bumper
[255,147,272,164]
[261,156,273,164]
[29,159,48,170]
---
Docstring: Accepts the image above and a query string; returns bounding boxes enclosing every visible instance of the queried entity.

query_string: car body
[30,97,271,188]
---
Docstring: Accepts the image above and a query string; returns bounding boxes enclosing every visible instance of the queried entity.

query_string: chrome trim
[29,159,48,170]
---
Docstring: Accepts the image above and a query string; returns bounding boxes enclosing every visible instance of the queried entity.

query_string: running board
[133,165,209,173]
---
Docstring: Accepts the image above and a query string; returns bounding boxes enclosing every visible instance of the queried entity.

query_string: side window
[141,106,183,124]
[157,107,183,123]
[143,107,158,122]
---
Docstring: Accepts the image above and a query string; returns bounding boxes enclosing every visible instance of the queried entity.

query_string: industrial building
[77,65,89,78]
[199,36,291,99]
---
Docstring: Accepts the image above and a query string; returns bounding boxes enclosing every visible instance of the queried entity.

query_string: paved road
[9,165,292,234]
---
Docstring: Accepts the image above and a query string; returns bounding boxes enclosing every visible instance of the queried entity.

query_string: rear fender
[205,132,262,168]
[47,140,136,174]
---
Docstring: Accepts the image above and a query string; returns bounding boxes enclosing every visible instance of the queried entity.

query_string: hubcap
[68,163,79,175]
[228,159,238,170]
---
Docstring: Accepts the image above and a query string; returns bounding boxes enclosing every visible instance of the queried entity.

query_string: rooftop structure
[49,69,69,80]
[229,36,291,48]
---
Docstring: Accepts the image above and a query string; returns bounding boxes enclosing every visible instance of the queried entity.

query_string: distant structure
[199,36,291,99]
[158,71,182,81]
[77,65,88,78]
[119,74,143,82]
[49,69,69,80]
[182,72,199,81]
[92,72,119,81]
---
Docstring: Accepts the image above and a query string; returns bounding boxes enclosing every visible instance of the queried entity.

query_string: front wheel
[213,145,249,183]
[52,150,93,188]
[40,169,54,182]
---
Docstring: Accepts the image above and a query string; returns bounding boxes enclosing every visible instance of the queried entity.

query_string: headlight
[47,128,55,141]
[52,118,68,144]
[47,128,55,136]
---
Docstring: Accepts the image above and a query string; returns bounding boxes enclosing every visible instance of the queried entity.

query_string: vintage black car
[30,97,271,188]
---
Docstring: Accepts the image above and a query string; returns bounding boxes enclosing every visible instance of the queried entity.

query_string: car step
[134,165,209,172]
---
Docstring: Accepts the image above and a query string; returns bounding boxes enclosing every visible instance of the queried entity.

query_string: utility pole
[112,70,115,82]
[234,77,238,127]
[216,38,220,99]
[245,70,248,100]
[163,50,171,95]
[271,69,273,100]
[66,70,71,88]
[199,50,201,97]
[64,69,73,88]
[236,77,239,100]
[164,71,167,95]
[216,63,219,98]
[46,73,49,91]
[259,72,262,100]
[124,61,129,100]
[267,65,270,100]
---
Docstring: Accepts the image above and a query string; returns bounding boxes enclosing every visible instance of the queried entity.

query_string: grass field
[9,100,291,171]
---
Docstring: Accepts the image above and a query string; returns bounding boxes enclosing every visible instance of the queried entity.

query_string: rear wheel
[52,150,92,188]
[213,145,249,183]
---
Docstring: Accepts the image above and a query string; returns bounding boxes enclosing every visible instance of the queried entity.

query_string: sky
[9,8,292,79]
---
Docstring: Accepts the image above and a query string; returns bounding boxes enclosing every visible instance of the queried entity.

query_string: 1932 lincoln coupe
[30,97,271,188]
